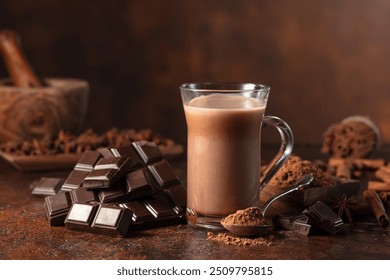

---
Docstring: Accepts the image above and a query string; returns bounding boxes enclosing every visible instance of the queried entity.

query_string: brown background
[0,0,389,146]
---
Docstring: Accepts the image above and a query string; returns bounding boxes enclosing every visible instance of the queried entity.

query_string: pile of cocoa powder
[221,206,267,226]
[208,207,271,246]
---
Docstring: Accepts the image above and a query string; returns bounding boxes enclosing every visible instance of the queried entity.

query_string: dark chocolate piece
[275,215,311,236]
[147,160,179,187]
[97,180,127,203]
[75,150,102,171]
[83,157,132,189]
[65,202,99,231]
[120,201,154,223]
[82,169,118,189]
[70,187,99,204]
[31,177,64,196]
[110,145,143,168]
[94,157,127,170]
[125,168,156,199]
[164,184,187,215]
[61,169,89,191]
[132,141,162,164]
[91,204,133,236]
[44,191,72,226]
[142,194,176,219]
[98,147,115,158]
[303,201,345,235]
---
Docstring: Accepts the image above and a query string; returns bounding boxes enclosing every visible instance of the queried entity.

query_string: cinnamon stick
[363,189,389,228]
[367,181,390,192]
[353,159,385,170]
[375,167,390,183]
[329,157,385,170]
[0,29,42,88]
[379,192,389,209]
[335,159,352,179]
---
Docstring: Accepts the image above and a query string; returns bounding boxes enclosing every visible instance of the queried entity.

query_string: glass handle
[259,116,294,192]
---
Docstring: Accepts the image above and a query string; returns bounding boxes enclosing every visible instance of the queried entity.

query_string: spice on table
[363,189,389,228]
[329,194,358,223]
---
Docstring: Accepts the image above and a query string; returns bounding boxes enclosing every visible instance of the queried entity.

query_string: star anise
[330,194,358,223]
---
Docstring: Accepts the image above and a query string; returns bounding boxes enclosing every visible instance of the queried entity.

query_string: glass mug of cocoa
[180,82,293,229]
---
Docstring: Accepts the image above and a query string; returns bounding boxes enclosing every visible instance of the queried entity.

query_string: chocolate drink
[184,94,266,217]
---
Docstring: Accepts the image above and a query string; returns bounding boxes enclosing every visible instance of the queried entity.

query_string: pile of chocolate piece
[31,141,186,237]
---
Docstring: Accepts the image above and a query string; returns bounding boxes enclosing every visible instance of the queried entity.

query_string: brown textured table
[1,144,390,260]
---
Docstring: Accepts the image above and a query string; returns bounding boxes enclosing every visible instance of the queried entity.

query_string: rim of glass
[180,82,270,92]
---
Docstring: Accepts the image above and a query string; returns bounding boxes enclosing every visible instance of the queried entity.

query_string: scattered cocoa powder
[207,232,274,246]
[221,207,267,226]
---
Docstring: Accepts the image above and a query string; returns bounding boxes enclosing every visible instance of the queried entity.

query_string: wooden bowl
[0,78,89,141]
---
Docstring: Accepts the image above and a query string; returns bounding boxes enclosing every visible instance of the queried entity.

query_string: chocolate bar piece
[74,150,102,171]
[120,201,154,224]
[83,169,118,189]
[70,187,99,204]
[31,177,64,196]
[132,141,162,164]
[65,202,99,231]
[98,147,115,158]
[44,191,72,226]
[93,157,128,170]
[303,201,344,235]
[110,145,143,168]
[97,180,127,203]
[61,169,89,191]
[83,157,132,189]
[274,215,311,236]
[148,160,179,187]
[91,204,133,236]
[125,168,156,198]
[140,195,186,228]
[142,193,177,219]
[164,184,186,215]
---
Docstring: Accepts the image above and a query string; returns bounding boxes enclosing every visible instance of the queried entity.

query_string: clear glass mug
[180,82,293,229]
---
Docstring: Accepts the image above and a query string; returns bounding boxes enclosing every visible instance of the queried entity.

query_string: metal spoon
[220,174,314,236]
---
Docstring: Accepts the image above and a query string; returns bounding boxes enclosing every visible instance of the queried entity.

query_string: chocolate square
[91,204,133,236]
[61,169,89,191]
[142,195,176,219]
[125,168,155,199]
[110,145,143,168]
[164,184,187,215]
[65,202,99,231]
[97,180,127,203]
[94,157,127,170]
[120,201,154,223]
[98,147,115,158]
[74,150,102,171]
[31,177,64,196]
[147,160,179,188]
[44,191,72,226]
[132,141,162,164]
[70,187,98,204]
